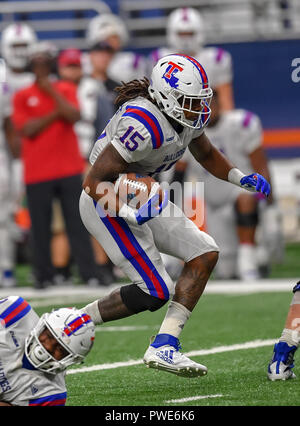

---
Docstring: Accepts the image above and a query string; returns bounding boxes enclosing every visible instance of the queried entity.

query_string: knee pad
[234,203,258,227]
[120,284,168,313]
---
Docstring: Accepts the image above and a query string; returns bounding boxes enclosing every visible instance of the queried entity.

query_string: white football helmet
[149,54,212,129]
[25,308,95,375]
[1,22,37,69]
[86,13,129,48]
[167,8,205,54]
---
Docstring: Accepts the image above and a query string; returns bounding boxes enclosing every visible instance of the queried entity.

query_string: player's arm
[83,142,129,215]
[83,143,167,225]
[189,132,235,180]
[21,110,60,138]
[0,401,13,406]
[189,132,270,196]
[37,77,80,124]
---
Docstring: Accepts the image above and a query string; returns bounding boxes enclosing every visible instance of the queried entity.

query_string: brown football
[114,173,163,210]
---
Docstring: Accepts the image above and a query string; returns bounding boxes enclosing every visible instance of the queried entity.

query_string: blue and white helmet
[149,54,212,129]
[25,307,95,375]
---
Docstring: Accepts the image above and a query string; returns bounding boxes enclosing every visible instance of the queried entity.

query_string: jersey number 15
[120,126,145,151]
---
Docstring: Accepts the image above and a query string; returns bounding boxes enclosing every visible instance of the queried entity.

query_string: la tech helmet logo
[163,61,183,88]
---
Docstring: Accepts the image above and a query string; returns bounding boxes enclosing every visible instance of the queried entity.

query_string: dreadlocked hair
[114,77,154,107]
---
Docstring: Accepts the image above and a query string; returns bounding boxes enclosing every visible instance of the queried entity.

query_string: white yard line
[0,278,294,304]
[165,394,224,403]
[96,325,157,332]
[67,338,276,375]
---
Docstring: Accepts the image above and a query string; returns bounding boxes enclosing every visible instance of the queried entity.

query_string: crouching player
[0,296,95,406]
[79,54,270,377]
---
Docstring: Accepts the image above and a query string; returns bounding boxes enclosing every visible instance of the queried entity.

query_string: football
[114,173,163,210]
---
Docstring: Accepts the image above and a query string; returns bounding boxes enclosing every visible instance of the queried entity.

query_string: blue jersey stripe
[29,392,67,406]
[0,297,31,328]
[94,201,169,300]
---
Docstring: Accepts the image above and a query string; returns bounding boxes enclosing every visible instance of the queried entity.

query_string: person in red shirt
[12,42,101,289]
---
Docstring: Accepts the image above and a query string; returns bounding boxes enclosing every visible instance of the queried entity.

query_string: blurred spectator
[57,46,117,286]
[12,42,101,289]
[86,13,148,86]
[0,23,37,287]
[0,81,18,287]
[58,47,113,160]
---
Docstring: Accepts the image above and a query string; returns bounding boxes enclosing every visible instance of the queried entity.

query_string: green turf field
[32,291,298,407]
[15,242,300,286]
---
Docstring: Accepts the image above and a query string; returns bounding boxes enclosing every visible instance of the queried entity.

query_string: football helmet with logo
[1,23,37,69]
[167,7,205,54]
[25,307,95,374]
[148,54,213,129]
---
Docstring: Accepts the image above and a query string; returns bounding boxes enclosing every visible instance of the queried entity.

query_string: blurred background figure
[11,42,101,289]
[149,7,234,112]
[57,46,117,286]
[86,13,148,86]
[0,22,37,288]
[0,80,18,288]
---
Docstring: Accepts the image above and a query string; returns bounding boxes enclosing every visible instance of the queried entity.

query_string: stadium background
[0,0,300,406]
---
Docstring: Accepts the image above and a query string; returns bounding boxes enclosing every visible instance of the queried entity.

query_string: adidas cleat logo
[155,349,174,364]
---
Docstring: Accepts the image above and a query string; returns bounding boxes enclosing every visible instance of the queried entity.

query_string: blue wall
[218,39,300,130]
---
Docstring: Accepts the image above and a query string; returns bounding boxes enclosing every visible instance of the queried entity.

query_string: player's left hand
[240,173,270,197]
[135,190,168,225]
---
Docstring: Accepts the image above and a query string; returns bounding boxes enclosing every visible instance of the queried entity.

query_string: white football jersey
[75,76,108,159]
[0,296,67,406]
[0,82,12,151]
[6,68,34,94]
[108,51,148,84]
[89,96,204,176]
[184,109,263,208]
[149,46,233,88]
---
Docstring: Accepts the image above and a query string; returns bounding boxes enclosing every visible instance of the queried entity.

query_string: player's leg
[79,189,173,323]
[206,202,238,280]
[143,201,219,376]
[268,281,300,381]
[235,192,259,280]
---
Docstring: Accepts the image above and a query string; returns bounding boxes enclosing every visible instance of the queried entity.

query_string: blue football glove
[135,190,168,225]
[240,173,270,197]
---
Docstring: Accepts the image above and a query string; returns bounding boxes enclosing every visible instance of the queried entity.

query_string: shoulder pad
[0,296,31,328]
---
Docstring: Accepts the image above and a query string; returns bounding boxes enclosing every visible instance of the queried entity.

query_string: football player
[0,81,19,288]
[268,280,300,381]
[86,13,148,85]
[0,23,38,287]
[183,91,282,280]
[78,54,270,377]
[149,7,234,111]
[0,296,95,406]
